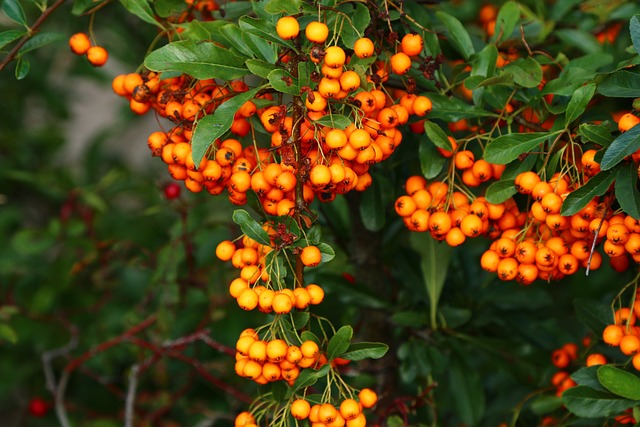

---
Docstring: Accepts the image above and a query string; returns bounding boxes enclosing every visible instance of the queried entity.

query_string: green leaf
[616,162,640,220]
[0,324,17,344]
[501,152,538,180]
[341,342,388,361]
[410,233,452,328]
[597,70,640,98]
[484,180,517,204]
[267,68,298,95]
[191,86,263,166]
[419,134,446,179]
[560,168,616,216]
[424,121,452,151]
[530,395,563,415]
[312,114,351,130]
[501,57,543,88]
[154,0,183,17]
[317,242,335,264]
[326,325,353,361]
[470,44,498,80]
[119,0,159,26]
[18,32,65,55]
[436,11,475,60]
[573,299,612,336]
[484,132,556,165]
[556,29,602,54]
[600,124,640,170]
[287,364,330,397]
[578,123,614,146]
[338,3,370,48]
[263,0,301,14]
[572,367,607,391]
[427,93,493,121]
[231,209,271,246]
[597,365,640,400]
[144,40,249,80]
[492,1,520,43]
[219,24,258,59]
[631,15,640,56]
[359,178,385,232]
[245,59,276,79]
[562,386,637,418]
[1,0,27,26]
[566,83,596,125]
[14,56,29,79]
[449,357,485,426]
[0,29,24,50]
[239,16,295,50]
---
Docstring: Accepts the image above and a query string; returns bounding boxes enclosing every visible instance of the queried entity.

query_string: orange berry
[86,46,108,67]
[618,112,640,132]
[339,398,361,420]
[401,33,423,56]
[602,324,624,346]
[585,353,607,367]
[301,245,322,267]
[69,32,91,55]
[276,16,300,40]
[291,399,312,420]
[216,240,236,261]
[305,21,329,44]
[353,37,375,58]
[620,334,640,355]
[358,388,378,408]
[324,46,346,68]
[390,52,412,75]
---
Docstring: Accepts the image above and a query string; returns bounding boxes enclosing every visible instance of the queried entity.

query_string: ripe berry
[28,398,49,417]
[69,32,91,55]
[276,16,300,40]
[86,46,108,67]
[163,182,181,199]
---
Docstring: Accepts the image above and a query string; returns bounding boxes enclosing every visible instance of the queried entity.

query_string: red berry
[28,398,49,417]
[164,182,181,200]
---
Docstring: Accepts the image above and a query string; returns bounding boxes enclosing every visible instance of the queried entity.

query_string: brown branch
[0,0,69,72]
[64,315,157,373]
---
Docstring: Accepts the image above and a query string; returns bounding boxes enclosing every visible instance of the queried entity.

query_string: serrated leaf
[631,15,640,56]
[18,32,64,55]
[1,0,26,26]
[485,180,517,204]
[144,40,249,80]
[492,1,520,43]
[419,136,446,179]
[341,342,388,361]
[573,299,612,336]
[232,209,271,246]
[578,123,613,146]
[560,168,616,216]
[267,68,298,95]
[597,365,640,400]
[312,114,352,130]
[484,132,556,165]
[119,0,159,26]
[436,11,475,60]
[566,83,596,125]
[562,386,637,418]
[597,70,640,98]
[501,57,543,88]
[0,29,24,50]
[191,86,263,165]
[326,325,353,360]
[616,162,640,220]
[600,124,640,170]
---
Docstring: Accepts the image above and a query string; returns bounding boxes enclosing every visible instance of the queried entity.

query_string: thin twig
[124,364,140,427]
[0,0,68,72]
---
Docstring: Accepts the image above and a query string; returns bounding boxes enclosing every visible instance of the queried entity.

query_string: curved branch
[0,0,68,72]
